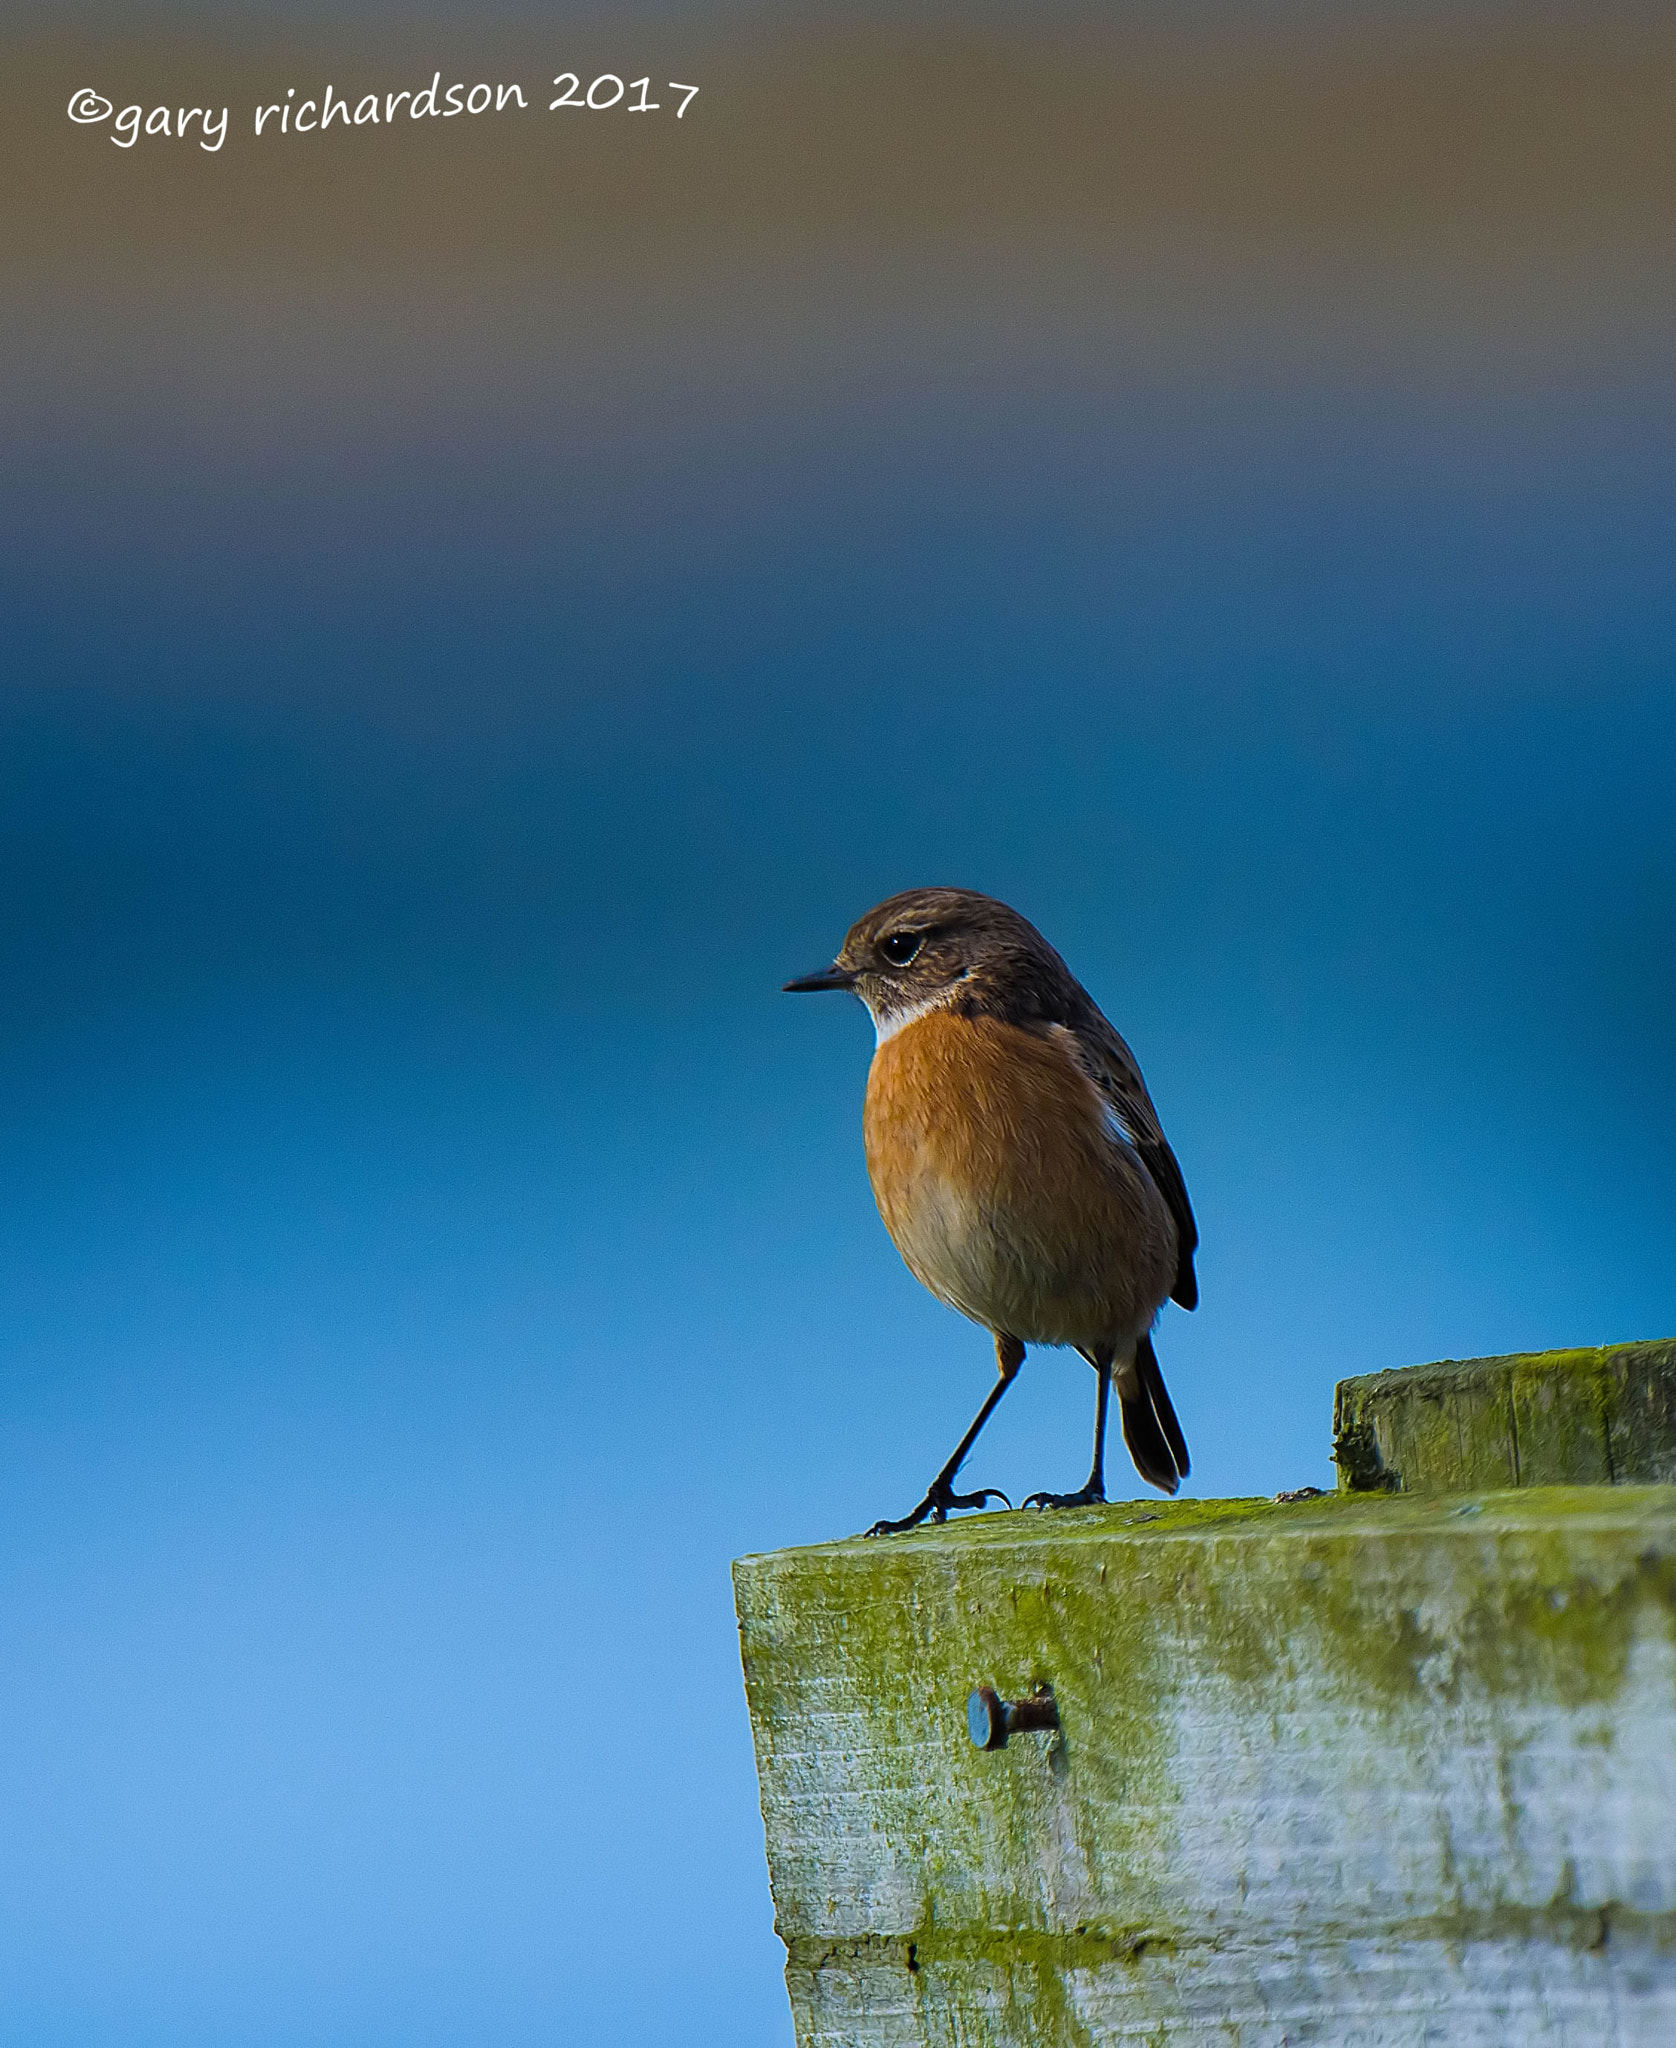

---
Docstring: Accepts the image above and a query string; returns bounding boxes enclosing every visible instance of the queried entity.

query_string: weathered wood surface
[734,1488,1676,2046]
[1333,1341,1676,1495]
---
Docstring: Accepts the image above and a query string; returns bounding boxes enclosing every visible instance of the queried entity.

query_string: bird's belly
[862,1012,1175,1347]
[873,1168,1029,1332]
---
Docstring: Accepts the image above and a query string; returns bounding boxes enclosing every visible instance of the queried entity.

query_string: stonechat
[785,887,1197,1535]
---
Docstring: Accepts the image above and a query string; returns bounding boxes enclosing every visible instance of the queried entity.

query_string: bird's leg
[1024,1351,1112,1511]
[864,1335,1023,1537]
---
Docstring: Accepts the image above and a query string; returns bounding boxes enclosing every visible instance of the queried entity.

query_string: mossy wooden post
[734,1345,1676,2046]
[1333,1340,1676,1495]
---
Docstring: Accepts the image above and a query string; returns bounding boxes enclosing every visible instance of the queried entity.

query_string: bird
[784,887,1197,1536]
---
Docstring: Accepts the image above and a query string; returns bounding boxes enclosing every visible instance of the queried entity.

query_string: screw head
[966,1686,1008,1750]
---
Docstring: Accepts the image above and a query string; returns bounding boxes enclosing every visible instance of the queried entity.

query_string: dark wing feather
[1135,1132,1198,1310]
[1049,1005,1199,1312]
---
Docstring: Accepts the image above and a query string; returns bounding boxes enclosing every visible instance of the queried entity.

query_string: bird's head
[783,887,1067,1042]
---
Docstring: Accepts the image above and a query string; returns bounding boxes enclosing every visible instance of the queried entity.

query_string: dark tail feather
[1137,1333,1190,1483]
[1119,1353,1181,1496]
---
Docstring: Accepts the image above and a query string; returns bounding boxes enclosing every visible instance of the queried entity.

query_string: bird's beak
[782,963,859,993]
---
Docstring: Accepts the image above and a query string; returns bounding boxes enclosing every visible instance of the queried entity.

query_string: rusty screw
[966,1684,1058,1751]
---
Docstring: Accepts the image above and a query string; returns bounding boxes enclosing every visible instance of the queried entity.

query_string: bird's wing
[1049,1014,1199,1312]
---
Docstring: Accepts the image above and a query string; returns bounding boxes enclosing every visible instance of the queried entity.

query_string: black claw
[863,1479,1011,1537]
[1023,1484,1107,1512]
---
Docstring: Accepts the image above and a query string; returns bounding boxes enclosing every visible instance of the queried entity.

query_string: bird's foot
[1022,1482,1106,1512]
[864,1478,1011,1538]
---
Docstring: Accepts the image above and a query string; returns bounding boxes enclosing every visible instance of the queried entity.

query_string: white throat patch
[869,990,957,1048]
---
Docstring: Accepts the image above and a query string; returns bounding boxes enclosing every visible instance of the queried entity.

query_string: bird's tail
[1118,1333,1191,1495]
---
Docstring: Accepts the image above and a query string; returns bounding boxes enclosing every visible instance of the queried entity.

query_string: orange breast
[861,1010,1176,1348]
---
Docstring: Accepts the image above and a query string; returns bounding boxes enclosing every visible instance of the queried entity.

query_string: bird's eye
[880,930,923,966]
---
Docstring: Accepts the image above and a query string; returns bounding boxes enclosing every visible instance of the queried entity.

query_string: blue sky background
[3,4,1674,2042]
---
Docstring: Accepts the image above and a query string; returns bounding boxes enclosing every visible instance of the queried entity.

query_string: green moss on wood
[741,1488,1676,1737]
[1333,1341,1676,1496]
[738,1486,1676,2046]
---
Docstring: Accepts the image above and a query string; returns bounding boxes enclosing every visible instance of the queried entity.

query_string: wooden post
[735,1346,1676,2046]
[1333,1340,1676,1495]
